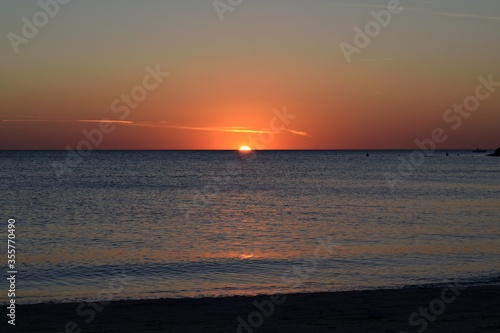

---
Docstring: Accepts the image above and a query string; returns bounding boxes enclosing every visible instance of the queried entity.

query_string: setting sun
[239,145,252,152]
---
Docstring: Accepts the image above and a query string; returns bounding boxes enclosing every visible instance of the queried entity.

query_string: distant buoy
[366,153,370,157]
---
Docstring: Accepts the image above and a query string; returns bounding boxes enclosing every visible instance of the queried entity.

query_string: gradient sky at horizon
[1,0,499,150]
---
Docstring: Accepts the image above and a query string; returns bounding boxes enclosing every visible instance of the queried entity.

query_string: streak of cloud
[1,119,56,122]
[1,119,311,137]
[330,2,392,9]
[358,58,394,62]
[432,12,500,21]
[78,120,134,124]
[282,128,310,137]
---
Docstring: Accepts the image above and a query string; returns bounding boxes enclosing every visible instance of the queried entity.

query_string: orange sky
[1,1,499,150]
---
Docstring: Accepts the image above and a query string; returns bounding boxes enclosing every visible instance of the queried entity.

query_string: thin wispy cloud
[331,1,500,22]
[78,120,134,124]
[282,128,310,137]
[331,2,423,11]
[1,119,56,122]
[156,124,274,134]
[432,12,500,21]
[1,119,311,137]
[121,122,311,137]
[358,58,394,62]
[331,3,389,9]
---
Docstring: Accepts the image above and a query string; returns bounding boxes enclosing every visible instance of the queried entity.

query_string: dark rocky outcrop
[487,148,500,156]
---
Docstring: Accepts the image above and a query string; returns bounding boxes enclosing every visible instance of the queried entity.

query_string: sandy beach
[15,285,500,332]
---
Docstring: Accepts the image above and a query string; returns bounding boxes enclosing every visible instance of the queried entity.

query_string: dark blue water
[1,150,499,304]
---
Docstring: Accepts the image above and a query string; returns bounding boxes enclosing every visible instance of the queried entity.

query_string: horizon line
[0,148,497,152]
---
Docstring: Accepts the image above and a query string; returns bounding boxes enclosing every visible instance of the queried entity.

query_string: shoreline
[16,285,500,332]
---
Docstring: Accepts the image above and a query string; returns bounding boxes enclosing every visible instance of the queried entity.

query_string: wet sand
[16,285,500,332]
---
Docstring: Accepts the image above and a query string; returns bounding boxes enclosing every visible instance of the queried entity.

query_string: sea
[1,150,499,304]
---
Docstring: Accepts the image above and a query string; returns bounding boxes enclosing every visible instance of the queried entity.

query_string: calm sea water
[1,150,499,304]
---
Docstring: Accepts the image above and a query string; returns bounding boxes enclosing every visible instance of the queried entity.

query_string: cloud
[330,1,500,22]
[124,123,312,137]
[78,120,134,124]
[331,3,389,9]
[282,128,310,137]
[156,124,274,134]
[1,119,57,122]
[432,12,500,21]
[357,58,394,62]
[331,2,422,11]
[127,123,311,137]
[1,119,310,137]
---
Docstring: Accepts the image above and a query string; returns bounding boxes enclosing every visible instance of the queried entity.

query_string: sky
[1,0,499,150]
